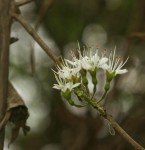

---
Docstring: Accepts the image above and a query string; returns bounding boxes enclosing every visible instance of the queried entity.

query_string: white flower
[66,56,91,71]
[66,47,108,71]
[54,59,80,81]
[106,47,128,75]
[53,74,80,92]
[90,52,108,70]
[77,56,92,70]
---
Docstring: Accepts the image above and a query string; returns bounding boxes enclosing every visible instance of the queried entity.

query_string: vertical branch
[0,0,12,149]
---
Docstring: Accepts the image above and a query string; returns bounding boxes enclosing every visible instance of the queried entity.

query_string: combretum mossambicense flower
[52,45,128,107]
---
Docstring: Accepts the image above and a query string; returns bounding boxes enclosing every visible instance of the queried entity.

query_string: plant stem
[0,0,12,149]
[92,102,145,150]
[105,114,145,150]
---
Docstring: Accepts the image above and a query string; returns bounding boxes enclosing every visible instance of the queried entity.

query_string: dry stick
[16,0,33,7]
[105,114,145,150]
[92,101,145,150]
[92,102,145,150]
[0,0,12,149]
[11,12,145,150]
[11,13,60,65]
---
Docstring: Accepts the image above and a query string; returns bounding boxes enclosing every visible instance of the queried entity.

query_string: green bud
[105,81,110,92]
[61,89,71,100]
[62,89,84,107]
[106,71,116,82]
[80,69,88,87]
[74,88,84,97]
[89,69,97,83]
[82,75,88,85]
[98,72,112,102]
[89,67,97,77]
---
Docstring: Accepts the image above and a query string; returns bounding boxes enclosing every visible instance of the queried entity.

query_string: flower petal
[116,69,128,74]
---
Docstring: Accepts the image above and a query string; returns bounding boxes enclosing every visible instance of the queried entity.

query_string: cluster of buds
[52,45,128,107]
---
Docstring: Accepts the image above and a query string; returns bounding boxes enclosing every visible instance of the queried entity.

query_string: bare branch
[0,0,12,149]
[92,102,145,150]
[105,114,145,150]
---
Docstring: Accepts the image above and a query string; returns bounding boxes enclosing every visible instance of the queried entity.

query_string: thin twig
[92,101,145,150]
[16,0,33,7]
[105,114,145,150]
[11,13,60,64]
[82,94,145,149]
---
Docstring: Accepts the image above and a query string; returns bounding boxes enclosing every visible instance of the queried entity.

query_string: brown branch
[11,13,60,65]
[91,102,145,150]
[105,114,145,150]
[16,0,33,7]
[0,0,12,149]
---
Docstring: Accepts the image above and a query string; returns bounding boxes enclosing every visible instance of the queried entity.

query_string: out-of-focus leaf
[7,83,30,146]
[0,82,30,147]
[10,37,19,44]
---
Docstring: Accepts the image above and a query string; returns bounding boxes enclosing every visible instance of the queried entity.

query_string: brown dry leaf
[0,82,30,147]
[8,106,30,147]
[8,83,30,147]
[8,124,20,148]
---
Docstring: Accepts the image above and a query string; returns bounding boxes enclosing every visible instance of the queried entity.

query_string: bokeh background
[6,0,145,149]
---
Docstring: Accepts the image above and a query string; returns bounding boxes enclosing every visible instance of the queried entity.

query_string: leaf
[10,37,19,44]
[6,82,30,147]
[8,106,30,147]
[8,125,20,148]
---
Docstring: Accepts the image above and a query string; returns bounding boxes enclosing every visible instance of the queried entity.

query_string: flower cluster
[52,46,128,106]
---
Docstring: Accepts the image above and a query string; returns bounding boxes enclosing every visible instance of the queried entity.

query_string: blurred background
[6,0,145,149]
